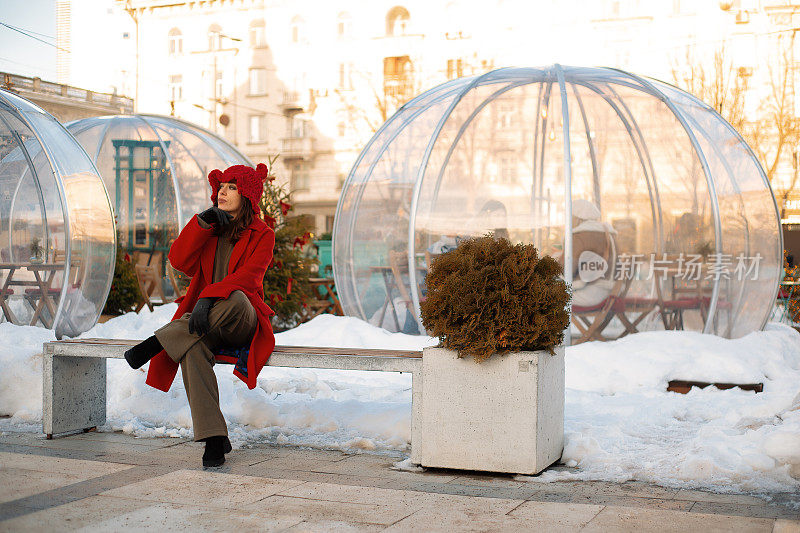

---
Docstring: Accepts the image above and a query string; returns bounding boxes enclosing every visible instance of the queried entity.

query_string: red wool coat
[145,214,276,392]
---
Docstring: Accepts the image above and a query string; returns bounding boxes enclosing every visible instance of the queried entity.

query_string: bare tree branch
[672,34,800,219]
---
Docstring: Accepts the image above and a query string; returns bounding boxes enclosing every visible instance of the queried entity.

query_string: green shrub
[420,236,570,362]
[103,241,141,315]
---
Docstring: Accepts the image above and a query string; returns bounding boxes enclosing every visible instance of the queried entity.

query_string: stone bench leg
[43,349,106,439]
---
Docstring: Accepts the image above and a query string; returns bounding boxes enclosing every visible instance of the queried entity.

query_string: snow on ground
[556,325,800,496]
[0,306,799,499]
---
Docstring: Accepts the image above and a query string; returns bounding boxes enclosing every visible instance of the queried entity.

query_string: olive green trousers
[154,290,257,441]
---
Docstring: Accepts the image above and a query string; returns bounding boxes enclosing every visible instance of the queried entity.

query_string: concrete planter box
[411,346,564,475]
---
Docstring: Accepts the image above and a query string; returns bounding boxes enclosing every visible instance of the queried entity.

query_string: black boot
[124,335,163,369]
[202,435,232,467]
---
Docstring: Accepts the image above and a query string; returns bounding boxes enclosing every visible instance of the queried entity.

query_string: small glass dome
[0,89,115,338]
[333,66,782,341]
[66,115,250,286]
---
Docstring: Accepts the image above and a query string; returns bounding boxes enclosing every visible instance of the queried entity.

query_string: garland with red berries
[258,156,319,330]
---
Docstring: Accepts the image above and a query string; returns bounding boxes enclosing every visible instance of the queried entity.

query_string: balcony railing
[281,136,315,160]
[1,71,134,110]
[281,90,310,112]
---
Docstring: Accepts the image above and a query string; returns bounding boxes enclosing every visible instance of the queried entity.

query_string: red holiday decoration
[258,153,317,328]
[292,232,312,249]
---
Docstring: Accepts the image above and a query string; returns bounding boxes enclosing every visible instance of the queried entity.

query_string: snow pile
[0,307,798,496]
[557,324,800,493]
[0,323,52,422]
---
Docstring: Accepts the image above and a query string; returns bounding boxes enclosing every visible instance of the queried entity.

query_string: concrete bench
[42,339,423,453]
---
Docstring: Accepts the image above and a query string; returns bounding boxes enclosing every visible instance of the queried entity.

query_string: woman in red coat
[124,163,276,467]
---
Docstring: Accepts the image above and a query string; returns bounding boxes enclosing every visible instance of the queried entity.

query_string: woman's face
[217,181,242,217]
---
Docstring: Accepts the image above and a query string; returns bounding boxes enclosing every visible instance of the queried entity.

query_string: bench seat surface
[44,338,422,373]
[42,339,425,446]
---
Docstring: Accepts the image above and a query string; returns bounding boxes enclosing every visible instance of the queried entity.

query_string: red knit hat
[208,163,269,217]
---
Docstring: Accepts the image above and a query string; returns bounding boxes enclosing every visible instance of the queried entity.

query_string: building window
[291,162,310,191]
[337,12,351,39]
[386,6,410,36]
[290,16,305,44]
[499,155,518,184]
[446,58,463,80]
[338,62,352,89]
[289,116,308,138]
[168,28,182,55]
[249,68,267,95]
[208,23,222,50]
[249,115,265,143]
[168,74,183,102]
[215,71,224,99]
[249,19,266,47]
[497,101,515,129]
[384,55,413,101]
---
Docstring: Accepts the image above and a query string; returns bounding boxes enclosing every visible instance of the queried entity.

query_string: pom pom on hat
[208,163,269,217]
[255,162,269,180]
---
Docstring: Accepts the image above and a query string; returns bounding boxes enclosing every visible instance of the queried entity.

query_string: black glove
[188,297,217,336]
[198,206,233,227]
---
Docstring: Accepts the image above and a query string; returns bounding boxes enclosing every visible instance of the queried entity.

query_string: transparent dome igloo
[66,115,250,284]
[0,89,115,338]
[333,66,782,341]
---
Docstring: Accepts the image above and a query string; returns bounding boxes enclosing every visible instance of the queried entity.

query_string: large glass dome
[0,89,115,338]
[66,115,250,284]
[333,66,782,342]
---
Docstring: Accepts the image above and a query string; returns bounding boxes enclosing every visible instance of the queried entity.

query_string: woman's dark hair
[213,180,256,242]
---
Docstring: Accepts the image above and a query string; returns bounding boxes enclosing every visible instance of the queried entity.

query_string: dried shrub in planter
[420,236,570,362]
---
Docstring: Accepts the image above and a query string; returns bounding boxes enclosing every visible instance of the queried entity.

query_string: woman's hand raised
[199,206,233,227]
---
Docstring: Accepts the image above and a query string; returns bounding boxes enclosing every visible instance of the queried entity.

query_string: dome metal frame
[333,65,782,341]
[0,89,116,338]
[67,114,252,232]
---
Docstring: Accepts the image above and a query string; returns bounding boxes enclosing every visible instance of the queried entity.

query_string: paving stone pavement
[0,429,797,532]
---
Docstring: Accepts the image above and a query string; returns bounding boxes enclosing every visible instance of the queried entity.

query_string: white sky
[0,0,57,79]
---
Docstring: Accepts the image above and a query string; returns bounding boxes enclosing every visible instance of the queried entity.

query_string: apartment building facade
[56,0,800,232]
